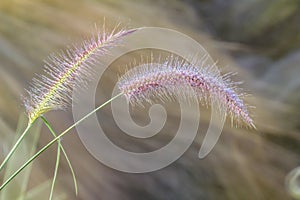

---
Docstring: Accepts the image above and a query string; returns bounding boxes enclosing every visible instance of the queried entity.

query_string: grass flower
[23,26,137,124]
[118,55,255,128]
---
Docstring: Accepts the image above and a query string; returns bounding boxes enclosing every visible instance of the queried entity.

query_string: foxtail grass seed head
[118,56,255,128]
[23,26,136,124]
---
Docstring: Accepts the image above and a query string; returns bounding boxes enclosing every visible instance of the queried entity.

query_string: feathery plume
[118,55,255,128]
[23,26,136,124]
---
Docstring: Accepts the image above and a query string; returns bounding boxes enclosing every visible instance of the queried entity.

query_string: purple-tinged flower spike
[118,56,255,128]
[23,26,137,124]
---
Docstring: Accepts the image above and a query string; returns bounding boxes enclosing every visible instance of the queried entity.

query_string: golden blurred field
[0,0,299,199]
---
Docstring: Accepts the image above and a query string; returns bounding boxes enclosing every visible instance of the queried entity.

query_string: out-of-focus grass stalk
[0,114,41,200]
[0,123,33,172]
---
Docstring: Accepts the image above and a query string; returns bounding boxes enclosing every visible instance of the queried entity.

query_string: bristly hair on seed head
[23,24,137,124]
[118,55,255,128]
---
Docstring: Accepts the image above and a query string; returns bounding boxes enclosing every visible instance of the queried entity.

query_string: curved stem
[49,141,61,200]
[0,93,123,190]
[0,123,33,172]
[41,116,78,196]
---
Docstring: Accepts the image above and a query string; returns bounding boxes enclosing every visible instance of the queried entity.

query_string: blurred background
[0,0,300,199]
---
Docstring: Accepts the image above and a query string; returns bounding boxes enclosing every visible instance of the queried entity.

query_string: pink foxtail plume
[23,25,137,124]
[118,56,255,128]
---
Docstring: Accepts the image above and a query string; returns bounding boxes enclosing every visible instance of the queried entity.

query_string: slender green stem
[60,146,78,195]
[41,116,78,196]
[0,123,33,172]
[0,93,123,190]
[49,141,61,200]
